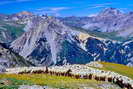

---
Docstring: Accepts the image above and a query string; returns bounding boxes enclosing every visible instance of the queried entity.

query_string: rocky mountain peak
[10,16,73,66]
[82,7,133,32]
[17,11,33,17]
[99,7,123,17]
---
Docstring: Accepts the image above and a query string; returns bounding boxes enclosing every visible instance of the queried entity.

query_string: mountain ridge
[0,8,133,66]
[10,15,133,66]
[59,8,133,38]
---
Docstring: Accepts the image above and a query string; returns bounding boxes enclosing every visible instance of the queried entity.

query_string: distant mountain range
[60,8,133,38]
[0,8,133,67]
[0,11,33,43]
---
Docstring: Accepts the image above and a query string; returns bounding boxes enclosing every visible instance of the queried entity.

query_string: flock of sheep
[6,64,133,89]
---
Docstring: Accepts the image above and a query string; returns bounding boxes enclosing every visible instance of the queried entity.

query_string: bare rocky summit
[10,16,79,66]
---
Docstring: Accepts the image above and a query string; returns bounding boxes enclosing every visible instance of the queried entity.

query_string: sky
[0,0,133,16]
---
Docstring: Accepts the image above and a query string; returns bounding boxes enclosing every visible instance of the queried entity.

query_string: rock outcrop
[0,43,33,68]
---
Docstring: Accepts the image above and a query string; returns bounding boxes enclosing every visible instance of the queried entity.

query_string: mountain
[58,16,91,28]
[16,11,33,17]
[59,8,133,39]
[0,19,25,43]
[0,43,33,69]
[0,11,34,43]
[79,35,133,66]
[0,8,133,43]
[83,8,133,37]
[10,16,94,66]
[1,8,133,43]
[10,15,133,66]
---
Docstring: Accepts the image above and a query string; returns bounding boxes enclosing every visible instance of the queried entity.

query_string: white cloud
[0,0,32,5]
[88,13,98,17]
[37,7,69,12]
[51,7,69,11]
[88,2,116,9]
[35,7,69,16]
[119,8,129,12]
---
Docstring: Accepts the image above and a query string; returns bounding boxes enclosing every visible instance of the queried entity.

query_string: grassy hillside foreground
[0,74,120,89]
[0,62,132,89]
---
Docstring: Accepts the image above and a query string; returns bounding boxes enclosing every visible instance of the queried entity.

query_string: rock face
[80,36,133,66]
[11,16,87,66]
[0,43,33,68]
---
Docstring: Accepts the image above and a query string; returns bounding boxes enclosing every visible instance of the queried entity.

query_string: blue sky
[0,0,133,16]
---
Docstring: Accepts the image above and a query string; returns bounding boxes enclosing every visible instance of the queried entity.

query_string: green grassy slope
[99,62,133,79]
[0,20,25,42]
[0,74,120,89]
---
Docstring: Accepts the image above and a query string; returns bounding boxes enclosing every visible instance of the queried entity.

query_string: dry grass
[0,74,111,89]
[99,62,133,79]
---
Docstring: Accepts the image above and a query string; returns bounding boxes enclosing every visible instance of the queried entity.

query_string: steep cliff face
[0,43,33,68]
[77,34,133,66]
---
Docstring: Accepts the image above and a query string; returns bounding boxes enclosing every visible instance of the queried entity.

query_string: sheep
[65,69,72,77]
[18,70,31,74]
[5,65,133,89]
[107,77,113,82]
[88,74,93,79]
[94,76,100,81]
[99,76,106,81]
[45,67,48,73]
[31,70,44,74]
[74,74,81,79]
